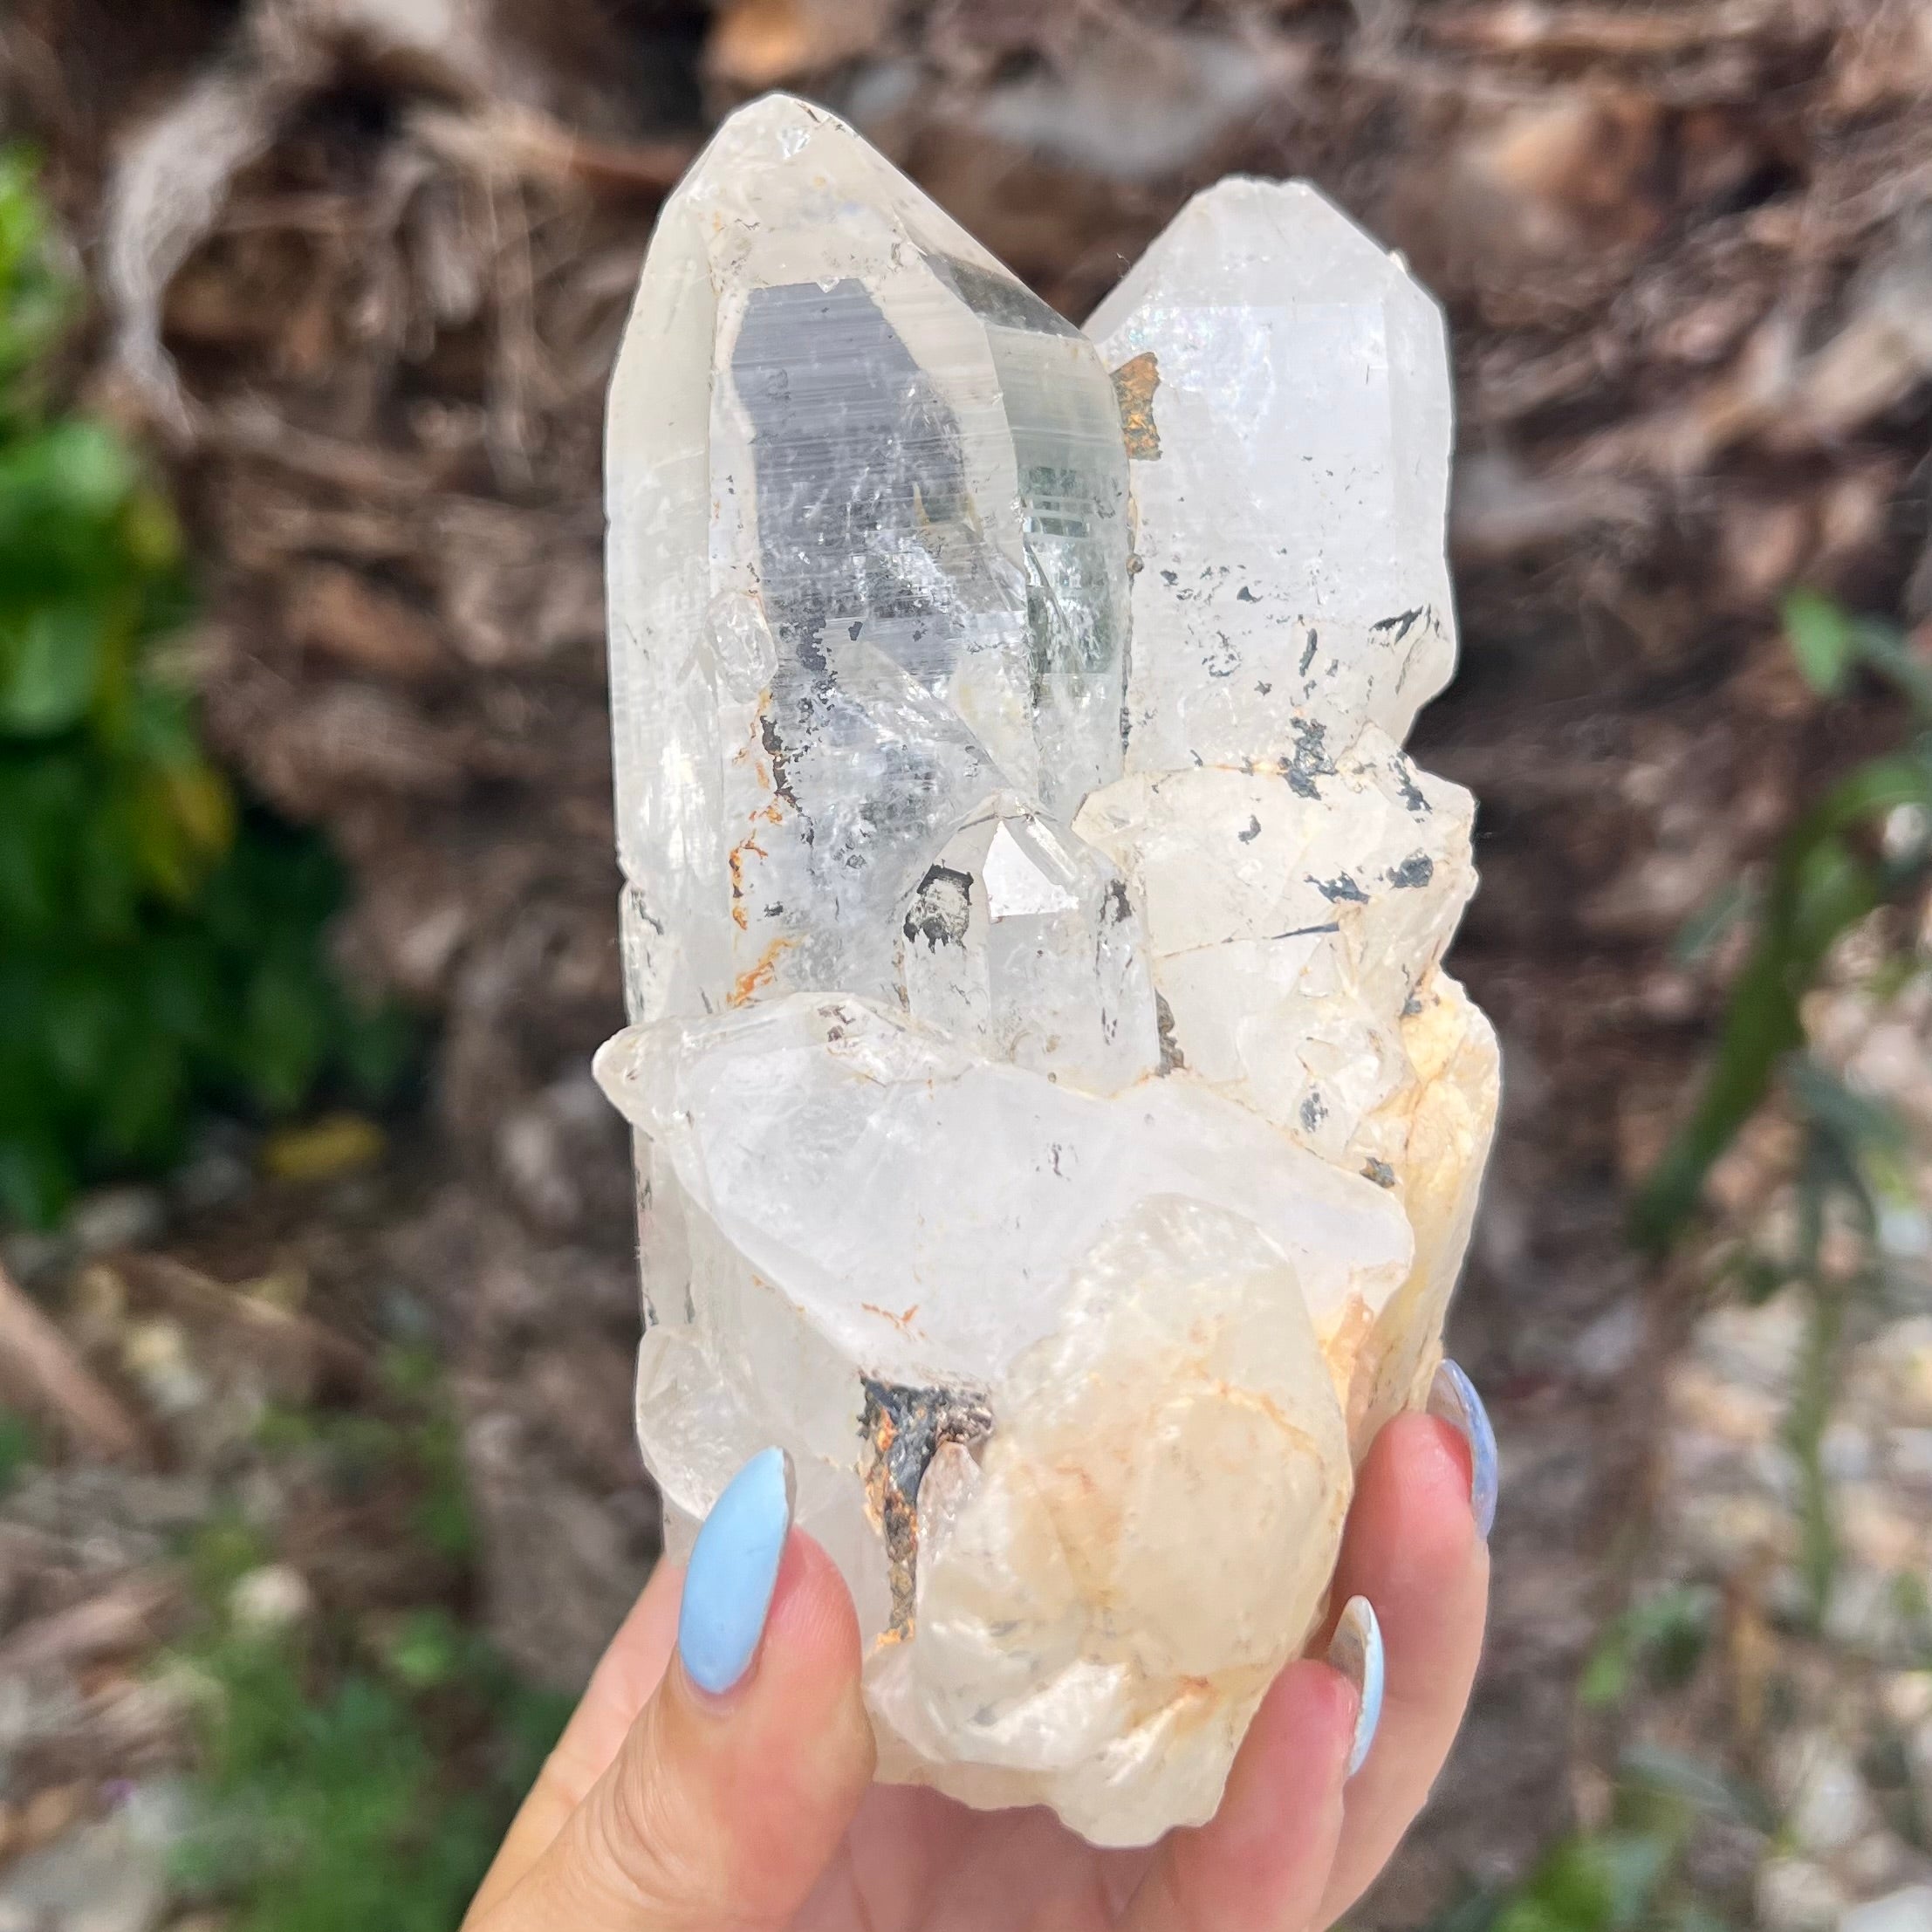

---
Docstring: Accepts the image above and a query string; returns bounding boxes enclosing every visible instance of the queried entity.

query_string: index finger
[1317,1395,1492,1923]
[464,1559,682,1922]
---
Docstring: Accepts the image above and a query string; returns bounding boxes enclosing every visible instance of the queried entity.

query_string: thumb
[473,1450,877,1931]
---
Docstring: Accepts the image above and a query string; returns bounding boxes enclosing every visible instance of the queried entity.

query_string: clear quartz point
[597,92,1497,1845]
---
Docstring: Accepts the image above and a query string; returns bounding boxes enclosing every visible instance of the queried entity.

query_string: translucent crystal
[596,92,1497,1845]
[1086,178,1459,771]
[894,793,1159,1092]
[606,94,1131,1027]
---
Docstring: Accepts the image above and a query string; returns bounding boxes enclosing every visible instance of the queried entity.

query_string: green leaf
[1634,749,1932,1249]
[0,1407,38,1496]
[0,600,98,732]
[1783,587,1854,695]
[0,152,420,1230]
[381,1609,467,1690]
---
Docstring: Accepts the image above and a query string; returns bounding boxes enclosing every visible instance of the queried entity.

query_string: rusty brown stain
[860,1301,921,1333]
[726,834,771,930]
[1112,351,1162,459]
[729,935,792,1005]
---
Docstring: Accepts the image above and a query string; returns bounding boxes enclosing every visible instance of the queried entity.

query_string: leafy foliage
[168,1361,570,1932]
[1449,595,1932,1932]
[1634,593,1932,1248]
[0,152,410,1225]
[1634,588,1932,1625]
[172,1619,564,1932]
[0,1404,38,1496]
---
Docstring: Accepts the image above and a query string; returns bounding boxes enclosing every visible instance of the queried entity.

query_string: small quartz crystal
[595,93,1498,1845]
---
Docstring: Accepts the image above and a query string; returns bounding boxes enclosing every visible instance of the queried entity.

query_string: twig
[114,1252,373,1397]
[0,1259,147,1465]
[410,102,695,199]
[0,1570,181,1677]
[1422,2,1780,58]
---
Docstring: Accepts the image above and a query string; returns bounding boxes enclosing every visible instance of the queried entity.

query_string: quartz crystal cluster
[594,92,1499,1846]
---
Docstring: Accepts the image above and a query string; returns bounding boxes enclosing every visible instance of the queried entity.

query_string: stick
[0,1260,147,1465]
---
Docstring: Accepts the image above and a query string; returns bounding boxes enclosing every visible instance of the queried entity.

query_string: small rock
[1823,1563,1910,1655]
[1777,1737,1880,1854]
[227,1564,314,1637]
[1821,1420,1876,1482]
[118,1321,207,1422]
[1888,1427,1932,1488]
[1839,1483,1927,1570]
[1881,1669,1932,1725]
[1844,1885,1932,1932]
[66,1189,166,1258]
[1756,1854,1850,1932]
[1569,1298,1645,1387]
[1841,1830,1917,1893]
[168,1127,255,1213]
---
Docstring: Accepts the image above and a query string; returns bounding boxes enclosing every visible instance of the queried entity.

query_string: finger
[1123,1655,1360,1932]
[466,1559,683,1921]
[471,1449,877,1932]
[1316,1372,1493,1922]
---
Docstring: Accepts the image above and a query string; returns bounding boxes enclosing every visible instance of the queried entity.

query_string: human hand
[462,1363,1496,1932]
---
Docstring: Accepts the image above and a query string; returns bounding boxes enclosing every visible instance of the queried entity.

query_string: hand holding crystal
[463,1386,1492,1932]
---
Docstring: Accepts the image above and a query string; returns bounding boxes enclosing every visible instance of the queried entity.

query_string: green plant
[1633,592,1932,1621]
[1634,591,1932,1249]
[0,151,411,1225]
[169,1377,571,1932]
[1477,591,1932,1932]
[0,1405,38,1495]
[171,1621,565,1932]
[1579,1586,1717,1712]
[1427,1753,1759,1932]
[254,1344,479,1563]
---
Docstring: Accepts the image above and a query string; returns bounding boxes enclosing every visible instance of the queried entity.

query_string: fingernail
[1327,1595,1384,1778]
[678,1447,794,1697]
[1428,1359,1498,1540]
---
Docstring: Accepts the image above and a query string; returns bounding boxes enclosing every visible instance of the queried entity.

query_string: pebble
[1882,1671,1932,1725]
[1844,1887,1932,1932]
[117,1320,208,1422]
[1887,1429,1932,1486]
[1569,1297,1646,1387]
[65,1189,166,1257]
[1778,1738,1880,1855]
[227,1564,314,1637]
[1757,1854,1851,1931]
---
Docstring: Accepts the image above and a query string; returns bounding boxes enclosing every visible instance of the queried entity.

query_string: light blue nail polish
[1428,1359,1498,1540]
[678,1447,794,1696]
[1327,1596,1384,1778]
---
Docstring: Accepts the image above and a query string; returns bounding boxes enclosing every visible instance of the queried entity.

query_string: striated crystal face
[596,92,1498,1846]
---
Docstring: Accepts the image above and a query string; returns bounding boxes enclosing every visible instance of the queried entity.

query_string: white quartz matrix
[594,92,1498,1846]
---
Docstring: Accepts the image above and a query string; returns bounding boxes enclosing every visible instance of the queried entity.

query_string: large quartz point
[595,92,1498,1846]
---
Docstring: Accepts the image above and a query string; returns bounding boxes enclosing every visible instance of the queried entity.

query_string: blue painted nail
[1428,1359,1498,1540]
[1327,1596,1384,1778]
[678,1447,794,1696]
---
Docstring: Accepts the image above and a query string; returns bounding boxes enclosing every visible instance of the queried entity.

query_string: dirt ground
[7,0,1932,1919]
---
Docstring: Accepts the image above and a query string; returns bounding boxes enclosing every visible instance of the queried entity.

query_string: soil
[7,0,1932,1919]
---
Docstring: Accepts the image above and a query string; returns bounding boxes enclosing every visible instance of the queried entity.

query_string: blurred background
[2,1,1931,1926]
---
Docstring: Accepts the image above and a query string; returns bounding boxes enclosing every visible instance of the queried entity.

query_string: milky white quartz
[594,92,1498,1845]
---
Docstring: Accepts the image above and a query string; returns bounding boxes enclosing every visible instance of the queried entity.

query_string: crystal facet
[597,93,1498,1845]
